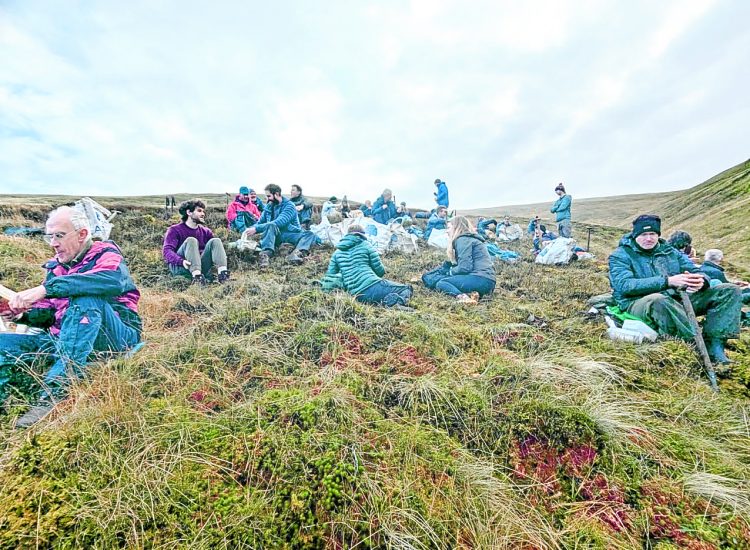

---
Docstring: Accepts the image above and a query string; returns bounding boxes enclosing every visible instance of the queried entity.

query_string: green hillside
[466,159,750,273]
[0,188,748,548]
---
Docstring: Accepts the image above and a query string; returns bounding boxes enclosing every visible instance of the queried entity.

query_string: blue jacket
[435,182,449,208]
[608,233,708,310]
[424,212,447,239]
[450,233,495,281]
[700,261,728,284]
[550,194,572,222]
[477,218,497,236]
[372,196,398,224]
[255,197,302,233]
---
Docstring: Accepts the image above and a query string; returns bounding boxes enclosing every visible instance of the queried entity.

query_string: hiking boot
[258,252,271,269]
[286,251,304,265]
[191,274,207,286]
[217,270,230,284]
[706,338,733,364]
[16,402,54,428]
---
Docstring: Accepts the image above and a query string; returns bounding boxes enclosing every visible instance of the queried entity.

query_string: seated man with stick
[0,206,142,426]
[608,214,742,364]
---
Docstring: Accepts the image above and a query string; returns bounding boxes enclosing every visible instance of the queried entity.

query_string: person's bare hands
[668,272,704,292]
[8,285,47,313]
[245,227,257,237]
[296,205,303,211]
[182,260,191,270]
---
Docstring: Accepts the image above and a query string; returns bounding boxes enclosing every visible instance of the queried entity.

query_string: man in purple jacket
[162,200,230,285]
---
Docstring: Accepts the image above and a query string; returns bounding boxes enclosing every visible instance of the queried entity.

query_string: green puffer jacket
[608,233,707,310]
[324,234,385,296]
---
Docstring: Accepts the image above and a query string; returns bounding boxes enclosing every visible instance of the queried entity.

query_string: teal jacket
[323,234,384,296]
[450,233,496,281]
[550,194,572,222]
[608,234,708,310]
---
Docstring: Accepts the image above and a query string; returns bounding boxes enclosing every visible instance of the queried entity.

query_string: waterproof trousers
[0,296,141,395]
[626,284,741,341]
[558,219,572,238]
[260,225,316,256]
[169,237,227,279]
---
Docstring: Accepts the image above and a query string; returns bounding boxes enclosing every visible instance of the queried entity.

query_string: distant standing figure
[434,178,449,209]
[550,183,572,238]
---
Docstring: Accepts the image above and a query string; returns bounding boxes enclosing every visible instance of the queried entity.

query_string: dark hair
[667,230,692,250]
[179,199,206,222]
[291,184,302,194]
[265,183,282,196]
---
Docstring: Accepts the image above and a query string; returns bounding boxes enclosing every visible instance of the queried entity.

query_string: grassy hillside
[465,159,750,274]
[0,201,748,548]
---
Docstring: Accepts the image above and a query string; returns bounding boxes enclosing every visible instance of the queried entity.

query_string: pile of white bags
[311,217,418,254]
[535,237,577,265]
[496,223,522,242]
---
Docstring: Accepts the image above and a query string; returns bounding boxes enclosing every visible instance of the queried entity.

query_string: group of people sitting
[1,181,747,427]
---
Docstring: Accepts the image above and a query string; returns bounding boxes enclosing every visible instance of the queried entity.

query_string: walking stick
[586,227,593,252]
[678,289,719,392]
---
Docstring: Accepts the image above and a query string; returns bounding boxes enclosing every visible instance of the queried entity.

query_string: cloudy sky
[1,0,748,210]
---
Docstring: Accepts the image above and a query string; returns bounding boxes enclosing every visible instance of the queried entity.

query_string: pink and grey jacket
[26,241,142,337]
[226,195,261,226]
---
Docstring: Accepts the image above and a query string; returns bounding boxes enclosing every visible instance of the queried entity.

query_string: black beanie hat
[555,183,565,193]
[632,214,661,238]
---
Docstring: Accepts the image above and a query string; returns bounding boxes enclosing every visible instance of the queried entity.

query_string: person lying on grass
[243,183,317,268]
[422,215,496,304]
[321,225,413,307]
[163,199,230,286]
[0,206,142,427]
[608,214,742,364]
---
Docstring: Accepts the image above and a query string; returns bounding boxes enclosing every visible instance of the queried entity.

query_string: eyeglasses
[42,231,73,244]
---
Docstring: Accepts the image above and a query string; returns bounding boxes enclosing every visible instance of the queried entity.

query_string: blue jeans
[0,296,140,395]
[357,280,413,307]
[425,272,495,297]
[260,225,316,255]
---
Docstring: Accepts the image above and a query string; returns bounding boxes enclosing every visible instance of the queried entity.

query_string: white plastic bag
[497,223,522,242]
[427,228,448,250]
[75,197,115,241]
[535,237,576,265]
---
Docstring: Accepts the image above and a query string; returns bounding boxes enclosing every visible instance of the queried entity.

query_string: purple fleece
[162,223,215,266]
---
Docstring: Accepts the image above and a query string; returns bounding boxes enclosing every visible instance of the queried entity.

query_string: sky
[1,0,748,210]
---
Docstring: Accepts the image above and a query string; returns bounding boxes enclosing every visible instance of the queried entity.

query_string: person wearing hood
[434,179,449,209]
[226,186,261,233]
[421,215,496,303]
[608,214,742,364]
[424,207,448,240]
[244,183,316,268]
[372,189,398,224]
[290,184,313,230]
[322,225,413,307]
[476,217,497,238]
[550,183,572,237]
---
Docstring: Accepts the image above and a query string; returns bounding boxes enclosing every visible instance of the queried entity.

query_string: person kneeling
[609,214,742,364]
[322,225,412,307]
[1,206,142,427]
[422,216,496,303]
[244,183,317,268]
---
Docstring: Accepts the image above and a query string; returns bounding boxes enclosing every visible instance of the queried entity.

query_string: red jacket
[226,195,260,225]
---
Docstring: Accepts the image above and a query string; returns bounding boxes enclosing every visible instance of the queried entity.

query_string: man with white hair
[701,249,750,304]
[0,206,142,426]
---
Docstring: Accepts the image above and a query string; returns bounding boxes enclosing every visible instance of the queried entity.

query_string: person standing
[434,178,449,209]
[163,200,230,285]
[550,183,572,238]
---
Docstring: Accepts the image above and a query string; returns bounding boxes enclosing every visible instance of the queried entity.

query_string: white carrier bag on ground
[497,223,522,242]
[74,197,116,241]
[427,228,448,250]
[387,222,419,254]
[535,237,577,265]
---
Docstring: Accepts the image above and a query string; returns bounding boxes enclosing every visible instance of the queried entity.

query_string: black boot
[706,338,732,364]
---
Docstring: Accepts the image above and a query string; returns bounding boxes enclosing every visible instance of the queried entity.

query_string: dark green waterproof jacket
[450,233,496,281]
[324,234,384,296]
[608,233,708,310]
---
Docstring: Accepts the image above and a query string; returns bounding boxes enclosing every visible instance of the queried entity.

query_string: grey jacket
[450,233,496,281]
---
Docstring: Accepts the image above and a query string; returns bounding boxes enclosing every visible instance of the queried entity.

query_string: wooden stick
[679,289,719,392]
[0,284,17,301]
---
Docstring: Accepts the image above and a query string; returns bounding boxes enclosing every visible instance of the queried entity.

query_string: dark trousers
[357,280,412,307]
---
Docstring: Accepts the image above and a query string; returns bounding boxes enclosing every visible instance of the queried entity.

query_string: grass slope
[0,202,748,549]
[465,159,750,273]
